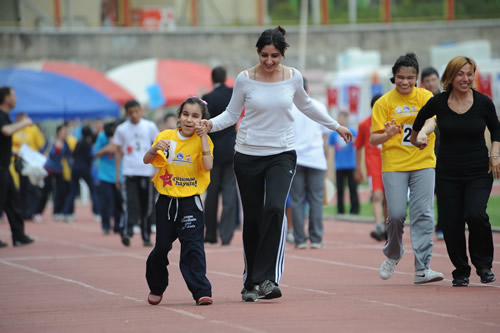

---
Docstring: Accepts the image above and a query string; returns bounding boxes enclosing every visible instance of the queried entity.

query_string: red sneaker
[196,296,213,306]
[147,292,162,305]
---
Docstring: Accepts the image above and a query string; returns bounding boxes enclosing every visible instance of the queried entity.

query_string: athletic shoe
[477,269,496,283]
[151,224,156,233]
[143,240,153,247]
[121,235,130,247]
[435,230,444,240]
[414,269,444,284]
[286,230,294,244]
[63,214,75,223]
[13,235,34,247]
[379,257,399,280]
[452,276,469,287]
[241,286,258,302]
[0,240,8,248]
[53,214,64,221]
[295,243,307,249]
[370,230,387,241]
[196,296,213,306]
[310,242,324,249]
[133,225,140,234]
[147,292,162,305]
[257,280,282,299]
[33,214,42,223]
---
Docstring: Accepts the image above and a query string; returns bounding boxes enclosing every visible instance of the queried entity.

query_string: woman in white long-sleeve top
[202,26,352,302]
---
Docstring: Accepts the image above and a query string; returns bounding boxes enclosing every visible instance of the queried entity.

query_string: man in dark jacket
[0,86,34,247]
[202,67,238,245]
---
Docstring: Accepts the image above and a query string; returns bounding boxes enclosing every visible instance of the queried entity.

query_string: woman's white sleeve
[293,70,340,131]
[210,73,246,132]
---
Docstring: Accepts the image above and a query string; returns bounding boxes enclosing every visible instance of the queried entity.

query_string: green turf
[323,195,500,228]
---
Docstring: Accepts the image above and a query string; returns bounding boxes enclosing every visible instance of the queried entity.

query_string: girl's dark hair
[176,97,210,120]
[390,53,419,84]
[255,25,289,56]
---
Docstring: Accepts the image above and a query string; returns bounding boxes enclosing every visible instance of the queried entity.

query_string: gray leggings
[382,168,435,271]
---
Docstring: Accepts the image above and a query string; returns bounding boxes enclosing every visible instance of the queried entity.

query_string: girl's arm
[197,124,213,171]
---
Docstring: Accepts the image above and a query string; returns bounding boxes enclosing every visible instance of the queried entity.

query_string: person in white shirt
[289,78,330,249]
[114,100,159,247]
[201,26,352,302]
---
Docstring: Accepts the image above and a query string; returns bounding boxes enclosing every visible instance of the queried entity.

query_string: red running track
[1,204,499,333]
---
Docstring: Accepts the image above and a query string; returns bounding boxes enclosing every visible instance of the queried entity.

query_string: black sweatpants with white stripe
[234,150,296,290]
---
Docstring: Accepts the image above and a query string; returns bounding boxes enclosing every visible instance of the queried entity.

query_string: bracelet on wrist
[490,155,499,159]
[148,149,157,156]
[202,151,211,156]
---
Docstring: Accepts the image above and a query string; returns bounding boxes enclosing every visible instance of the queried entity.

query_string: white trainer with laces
[379,258,399,280]
[414,269,444,284]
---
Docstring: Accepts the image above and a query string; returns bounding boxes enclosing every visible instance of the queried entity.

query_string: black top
[413,89,500,180]
[72,139,93,172]
[0,110,12,168]
[202,84,236,165]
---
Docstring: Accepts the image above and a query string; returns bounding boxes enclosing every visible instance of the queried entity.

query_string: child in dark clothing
[62,126,98,221]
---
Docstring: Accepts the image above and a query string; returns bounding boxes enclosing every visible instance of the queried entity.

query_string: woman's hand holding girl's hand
[195,120,207,137]
[415,131,429,150]
[336,126,353,143]
[200,119,212,133]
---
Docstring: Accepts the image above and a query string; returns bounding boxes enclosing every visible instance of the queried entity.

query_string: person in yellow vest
[11,112,45,220]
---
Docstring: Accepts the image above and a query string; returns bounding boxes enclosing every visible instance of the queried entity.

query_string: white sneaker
[310,242,324,249]
[286,230,294,244]
[33,214,42,223]
[133,225,140,234]
[295,243,307,249]
[414,269,444,284]
[379,258,399,280]
[151,224,156,233]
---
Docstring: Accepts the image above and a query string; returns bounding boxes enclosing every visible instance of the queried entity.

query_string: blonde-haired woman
[412,56,500,286]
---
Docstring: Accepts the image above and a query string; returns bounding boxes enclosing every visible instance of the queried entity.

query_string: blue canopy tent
[0,68,120,121]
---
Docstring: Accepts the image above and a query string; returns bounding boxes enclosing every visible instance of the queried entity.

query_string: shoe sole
[414,276,444,284]
[148,293,162,305]
[196,297,213,305]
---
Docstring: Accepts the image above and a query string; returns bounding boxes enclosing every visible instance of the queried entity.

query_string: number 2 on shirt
[401,124,412,146]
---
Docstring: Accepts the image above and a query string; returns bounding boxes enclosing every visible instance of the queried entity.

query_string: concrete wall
[1,19,499,78]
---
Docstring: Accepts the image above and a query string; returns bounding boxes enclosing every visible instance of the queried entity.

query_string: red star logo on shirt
[160,170,173,187]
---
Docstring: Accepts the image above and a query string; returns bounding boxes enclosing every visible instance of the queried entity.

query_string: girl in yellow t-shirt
[370,53,443,285]
[143,97,214,307]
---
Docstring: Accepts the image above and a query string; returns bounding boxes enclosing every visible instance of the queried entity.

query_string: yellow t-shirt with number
[371,87,435,172]
[150,129,213,198]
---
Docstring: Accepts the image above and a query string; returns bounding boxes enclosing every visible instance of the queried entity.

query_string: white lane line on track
[0,258,264,333]
[353,297,500,328]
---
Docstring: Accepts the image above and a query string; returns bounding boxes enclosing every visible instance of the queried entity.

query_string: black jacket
[202,84,236,165]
